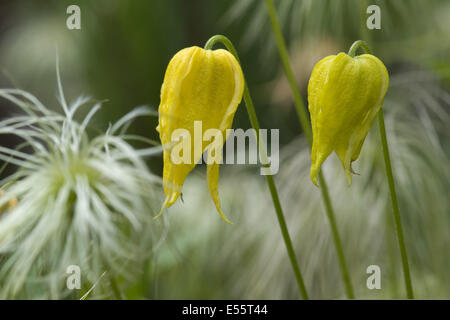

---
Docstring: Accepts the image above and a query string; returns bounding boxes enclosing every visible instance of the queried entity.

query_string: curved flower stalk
[0,71,164,298]
[157,46,244,223]
[308,51,389,185]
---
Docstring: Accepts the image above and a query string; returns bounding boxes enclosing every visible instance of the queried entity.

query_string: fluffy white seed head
[0,69,165,298]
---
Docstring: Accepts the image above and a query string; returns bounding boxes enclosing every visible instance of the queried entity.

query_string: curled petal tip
[153,207,165,220]
[217,208,233,225]
[154,195,170,220]
[207,162,233,224]
[345,169,353,185]
[310,167,320,188]
[311,177,320,188]
[347,176,353,185]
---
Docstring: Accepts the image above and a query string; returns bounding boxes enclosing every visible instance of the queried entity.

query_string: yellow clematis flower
[156,46,244,223]
[308,52,389,186]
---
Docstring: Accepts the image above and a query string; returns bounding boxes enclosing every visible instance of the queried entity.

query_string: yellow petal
[207,157,232,224]
[308,52,389,185]
[157,46,244,220]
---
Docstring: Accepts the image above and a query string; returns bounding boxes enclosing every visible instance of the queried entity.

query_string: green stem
[205,35,309,300]
[378,109,414,299]
[262,0,312,145]
[348,40,371,58]
[317,174,354,299]
[348,40,414,299]
[264,0,354,299]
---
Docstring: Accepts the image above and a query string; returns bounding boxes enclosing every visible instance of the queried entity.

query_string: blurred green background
[0,0,449,299]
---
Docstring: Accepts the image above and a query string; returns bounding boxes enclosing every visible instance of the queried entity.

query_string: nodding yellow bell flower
[156,46,244,223]
[308,52,389,186]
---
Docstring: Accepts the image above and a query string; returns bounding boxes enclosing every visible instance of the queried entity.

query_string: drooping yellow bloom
[308,52,389,186]
[156,46,244,223]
